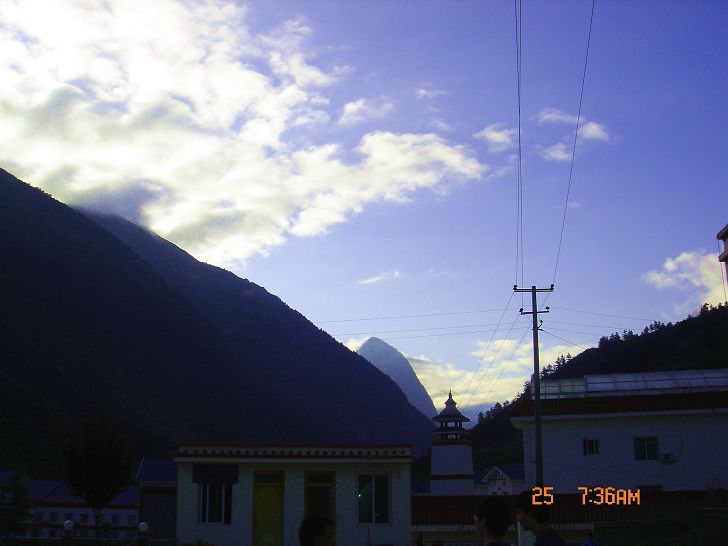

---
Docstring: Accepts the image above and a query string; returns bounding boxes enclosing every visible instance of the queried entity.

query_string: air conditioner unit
[661,453,677,464]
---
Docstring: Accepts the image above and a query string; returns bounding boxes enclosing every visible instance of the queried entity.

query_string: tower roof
[432,390,470,422]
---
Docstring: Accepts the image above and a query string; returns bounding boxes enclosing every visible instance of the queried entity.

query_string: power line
[540,329,589,351]
[470,325,532,420]
[314,308,510,324]
[552,0,597,285]
[514,0,525,300]
[548,306,650,321]
[465,310,528,409]
[332,318,631,338]
[370,326,532,342]
[461,293,518,406]
[333,320,517,337]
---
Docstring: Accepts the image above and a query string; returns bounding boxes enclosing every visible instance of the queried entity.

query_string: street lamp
[137,522,149,546]
[62,520,73,546]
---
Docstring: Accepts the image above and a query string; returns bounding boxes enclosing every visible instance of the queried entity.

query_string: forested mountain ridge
[468,303,728,462]
[0,168,432,478]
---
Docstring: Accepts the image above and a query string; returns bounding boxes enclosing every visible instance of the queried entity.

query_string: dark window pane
[208,483,223,522]
[374,475,389,523]
[200,484,208,522]
[358,475,372,523]
[645,437,658,459]
[634,438,645,460]
[224,484,232,524]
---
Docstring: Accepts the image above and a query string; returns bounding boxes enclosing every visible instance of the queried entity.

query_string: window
[199,482,232,524]
[127,515,136,525]
[634,437,658,460]
[80,514,88,524]
[193,464,238,525]
[357,474,389,524]
[305,472,335,519]
[64,513,73,522]
[583,438,599,455]
[111,514,119,525]
[49,512,58,522]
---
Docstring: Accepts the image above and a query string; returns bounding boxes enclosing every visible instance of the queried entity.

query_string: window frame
[634,436,659,461]
[356,473,391,525]
[582,438,600,456]
[199,482,233,525]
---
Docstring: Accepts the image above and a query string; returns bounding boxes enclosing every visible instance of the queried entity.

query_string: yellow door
[253,473,284,546]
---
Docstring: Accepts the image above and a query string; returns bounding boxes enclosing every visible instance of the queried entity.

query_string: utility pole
[514,283,554,487]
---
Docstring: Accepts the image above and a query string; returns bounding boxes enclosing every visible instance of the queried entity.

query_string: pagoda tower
[430,391,473,495]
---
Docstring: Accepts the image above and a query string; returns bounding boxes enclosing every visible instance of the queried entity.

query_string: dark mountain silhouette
[357,337,436,420]
[0,168,432,478]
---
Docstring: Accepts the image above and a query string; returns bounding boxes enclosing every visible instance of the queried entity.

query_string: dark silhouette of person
[474,495,513,546]
[298,515,336,546]
[513,491,566,546]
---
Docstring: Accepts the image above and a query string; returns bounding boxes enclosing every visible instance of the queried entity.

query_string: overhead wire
[514,0,525,304]
[551,0,597,286]
[464,309,528,409]
[540,329,589,351]
[460,293,518,404]
[470,325,532,420]
[314,308,511,324]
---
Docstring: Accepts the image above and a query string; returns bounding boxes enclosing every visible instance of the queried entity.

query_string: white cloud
[415,87,448,100]
[474,123,517,153]
[405,336,586,420]
[430,118,453,132]
[540,143,571,161]
[338,97,393,126]
[536,108,609,141]
[644,249,727,312]
[579,121,609,141]
[343,338,367,352]
[536,108,578,125]
[358,270,402,285]
[0,0,488,268]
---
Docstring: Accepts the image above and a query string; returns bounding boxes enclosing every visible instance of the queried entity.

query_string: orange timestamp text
[531,486,641,506]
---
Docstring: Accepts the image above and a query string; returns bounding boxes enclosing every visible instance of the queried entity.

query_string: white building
[175,444,411,546]
[718,223,728,282]
[430,392,474,496]
[473,464,528,496]
[510,368,728,492]
[0,472,139,540]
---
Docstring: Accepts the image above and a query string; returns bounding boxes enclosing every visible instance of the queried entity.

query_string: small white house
[473,464,527,496]
[175,444,411,546]
[510,368,728,492]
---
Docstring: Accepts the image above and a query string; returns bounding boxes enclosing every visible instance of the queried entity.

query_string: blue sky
[1,0,726,420]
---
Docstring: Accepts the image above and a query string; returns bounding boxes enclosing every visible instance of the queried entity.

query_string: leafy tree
[63,414,133,540]
[0,472,30,538]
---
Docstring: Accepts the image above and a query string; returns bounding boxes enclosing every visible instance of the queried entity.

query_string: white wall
[518,411,728,491]
[177,461,411,546]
